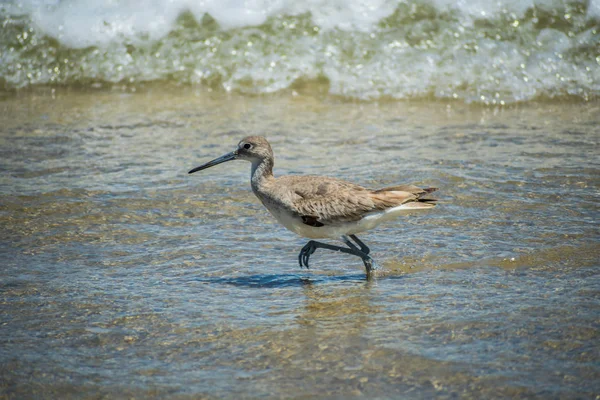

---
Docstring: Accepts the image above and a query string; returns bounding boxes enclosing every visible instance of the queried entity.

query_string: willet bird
[189,136,437,275]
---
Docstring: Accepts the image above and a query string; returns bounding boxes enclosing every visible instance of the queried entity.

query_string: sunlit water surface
[1,88,599,398]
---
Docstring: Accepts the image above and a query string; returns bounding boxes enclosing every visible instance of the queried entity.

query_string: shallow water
[1,88,599,398]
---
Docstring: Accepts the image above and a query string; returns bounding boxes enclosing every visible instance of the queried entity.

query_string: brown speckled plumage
[254,175,436,225]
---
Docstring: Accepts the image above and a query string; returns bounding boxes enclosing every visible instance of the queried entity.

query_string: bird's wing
[277,176,377,224]
[273,176,438,226]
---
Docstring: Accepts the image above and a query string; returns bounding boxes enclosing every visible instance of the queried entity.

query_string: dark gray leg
[299,240,362,269]
[349,234,370,255]
[342,236,375,274]
[298,237,376,275]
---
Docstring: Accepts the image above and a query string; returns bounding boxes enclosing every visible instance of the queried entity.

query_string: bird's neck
[250,157,274,191]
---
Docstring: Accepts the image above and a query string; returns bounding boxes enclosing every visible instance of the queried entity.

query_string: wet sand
[1,86,599,398]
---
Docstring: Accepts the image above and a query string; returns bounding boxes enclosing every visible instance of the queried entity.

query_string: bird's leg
[348,234,370,255]
[298,240,367,269]
[342,235,376,275]
[298,237,376,275]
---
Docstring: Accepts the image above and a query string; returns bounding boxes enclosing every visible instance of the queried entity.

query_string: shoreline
[2,80,599,107]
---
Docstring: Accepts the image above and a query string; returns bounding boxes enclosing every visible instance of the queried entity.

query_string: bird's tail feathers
[370,185,438,209]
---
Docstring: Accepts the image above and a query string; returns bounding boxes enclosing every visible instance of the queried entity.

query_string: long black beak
[188,151,238,174]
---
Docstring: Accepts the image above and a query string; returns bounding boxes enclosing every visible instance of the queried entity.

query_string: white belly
[265,203,424,239]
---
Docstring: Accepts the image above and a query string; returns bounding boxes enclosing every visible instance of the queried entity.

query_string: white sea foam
[19,0,596,46]
[25,0,402,48]
[1,0,598,103]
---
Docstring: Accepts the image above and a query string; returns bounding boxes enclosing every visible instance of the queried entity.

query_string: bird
[188,136,437,275]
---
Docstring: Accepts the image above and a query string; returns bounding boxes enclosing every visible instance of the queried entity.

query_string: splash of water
[1,0,599,103]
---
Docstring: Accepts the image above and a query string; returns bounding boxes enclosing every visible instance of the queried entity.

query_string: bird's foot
[298,240,318,269]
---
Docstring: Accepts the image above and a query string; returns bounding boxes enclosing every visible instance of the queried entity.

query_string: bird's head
[188,136,273,174]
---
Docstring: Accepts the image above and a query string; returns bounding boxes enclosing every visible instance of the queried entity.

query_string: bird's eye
[243,143,252,150]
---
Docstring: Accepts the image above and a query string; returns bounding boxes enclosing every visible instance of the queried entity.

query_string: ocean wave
[1,0,599,103]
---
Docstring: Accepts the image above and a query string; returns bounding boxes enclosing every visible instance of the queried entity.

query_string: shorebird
[189,136,437,275]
